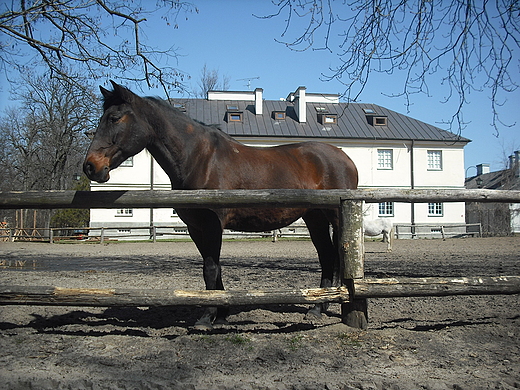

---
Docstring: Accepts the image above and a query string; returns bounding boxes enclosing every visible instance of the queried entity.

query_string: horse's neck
[146,116,226,189]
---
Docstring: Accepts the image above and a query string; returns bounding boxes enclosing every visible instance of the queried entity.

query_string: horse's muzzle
[83,160,110,183]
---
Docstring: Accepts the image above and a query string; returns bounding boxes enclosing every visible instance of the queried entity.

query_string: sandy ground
[0,236,519,390]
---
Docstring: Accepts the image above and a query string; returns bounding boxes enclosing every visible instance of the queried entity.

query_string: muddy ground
[0,236,519,390]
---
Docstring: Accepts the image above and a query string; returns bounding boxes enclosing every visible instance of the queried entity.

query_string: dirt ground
[0,236,519,390]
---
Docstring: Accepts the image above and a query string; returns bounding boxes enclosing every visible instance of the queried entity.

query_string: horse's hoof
[193,321,214,331]
[213,317,229,326]
[305,308,322,321]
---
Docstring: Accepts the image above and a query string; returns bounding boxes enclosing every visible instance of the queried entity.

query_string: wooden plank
[0,189,519,210]
[0,286,351,307]
[355,276,520,297]
[0,276,518,307]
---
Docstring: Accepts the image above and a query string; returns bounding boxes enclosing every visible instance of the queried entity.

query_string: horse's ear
[100,85,112,99]
[110,80,136,104]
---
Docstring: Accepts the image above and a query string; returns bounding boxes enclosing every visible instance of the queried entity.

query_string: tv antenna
[237,77,260,90]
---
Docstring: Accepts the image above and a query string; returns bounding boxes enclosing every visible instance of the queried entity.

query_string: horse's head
[83,81,151,183]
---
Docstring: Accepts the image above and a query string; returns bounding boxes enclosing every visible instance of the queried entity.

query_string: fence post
[100,227,105,244]
[339,199,367,329]
[49,229,54,244]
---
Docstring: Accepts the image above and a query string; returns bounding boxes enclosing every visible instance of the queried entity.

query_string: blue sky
[1,0,518,175]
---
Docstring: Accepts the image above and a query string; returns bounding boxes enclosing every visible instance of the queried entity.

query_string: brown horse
[84,81,358,330]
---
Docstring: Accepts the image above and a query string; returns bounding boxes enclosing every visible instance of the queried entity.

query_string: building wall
[90,136,467,236]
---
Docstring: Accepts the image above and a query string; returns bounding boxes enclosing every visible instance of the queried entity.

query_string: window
[427,150,442,170]
[363,108,376,114]
[272,111,286,120]
[227,112,243,122]
[374,117,387,126]
[428,203,443,216]
[120,157,133,167]
[377,149,393,170]
[319,114,337,124]
[116,208,133,217]
[226,104,239,111]
[378,202,394,216]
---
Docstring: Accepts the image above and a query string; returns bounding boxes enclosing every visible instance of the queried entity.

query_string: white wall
[89,137,467,233]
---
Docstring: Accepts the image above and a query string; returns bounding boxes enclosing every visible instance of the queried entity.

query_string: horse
[363,218,393,252]
[83,81,359,330]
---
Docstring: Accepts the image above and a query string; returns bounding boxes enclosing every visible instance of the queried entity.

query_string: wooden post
[339,199,368,329]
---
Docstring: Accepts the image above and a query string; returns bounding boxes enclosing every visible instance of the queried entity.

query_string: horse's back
[230,141,358,191]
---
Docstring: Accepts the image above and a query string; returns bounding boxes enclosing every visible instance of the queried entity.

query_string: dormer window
[374,116,387,126]
[364,107,388,126]
[272,111,286,120]
[318,113,337,125]
[227,111,243,122]
[323,114,337,124]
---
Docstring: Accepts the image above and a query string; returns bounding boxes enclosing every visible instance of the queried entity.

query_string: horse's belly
[222,208,305,232]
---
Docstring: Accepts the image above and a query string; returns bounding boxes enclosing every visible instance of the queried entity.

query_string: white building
[90,86,470,239]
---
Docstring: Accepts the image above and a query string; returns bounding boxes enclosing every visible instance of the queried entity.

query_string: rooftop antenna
[237,77,260,90]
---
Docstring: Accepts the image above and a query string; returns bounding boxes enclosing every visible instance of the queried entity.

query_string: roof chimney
[254,88,263,115]
[294,86,306,123]
[514,150,520,178]
[476,163,490,176]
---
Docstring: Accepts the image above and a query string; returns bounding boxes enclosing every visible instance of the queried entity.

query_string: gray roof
[173,98,471,144]
[466,169,520,191]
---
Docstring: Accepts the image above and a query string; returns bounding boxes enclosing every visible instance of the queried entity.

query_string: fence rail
[1,188,519,329]
[1,188,519,210]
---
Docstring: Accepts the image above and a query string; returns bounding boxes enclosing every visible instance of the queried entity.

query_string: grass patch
[225,333,253,348]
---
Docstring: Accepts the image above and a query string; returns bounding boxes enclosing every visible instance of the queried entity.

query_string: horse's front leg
[186,210,228,330]
[303,210,338,319]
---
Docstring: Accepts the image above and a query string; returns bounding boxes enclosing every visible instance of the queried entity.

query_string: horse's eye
[109,114,121,123]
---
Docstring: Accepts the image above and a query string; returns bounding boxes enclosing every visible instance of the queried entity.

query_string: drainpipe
[149,153,154,239]
[410,140,416,238]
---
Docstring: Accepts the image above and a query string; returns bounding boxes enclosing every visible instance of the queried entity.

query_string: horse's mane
[146,97,223,131]
[102,90,224,133]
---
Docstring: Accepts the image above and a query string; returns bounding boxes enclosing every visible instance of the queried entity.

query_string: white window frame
[116,208,133,217]
[377,149,393,170]
[378,202,394,216]
[427,150,442,170]
[428,202,443,217]
[120,157,134,167]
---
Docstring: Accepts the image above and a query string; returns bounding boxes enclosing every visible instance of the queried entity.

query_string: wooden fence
[1,188,519,329]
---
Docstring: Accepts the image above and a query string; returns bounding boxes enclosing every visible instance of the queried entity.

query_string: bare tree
[0,0,197,96]
[196,63,230,98]
[0,72,98,191]
[260,0,519,134]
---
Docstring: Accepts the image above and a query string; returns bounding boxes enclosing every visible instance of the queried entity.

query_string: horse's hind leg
[186,210,228,330]
[303,209,339,319]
